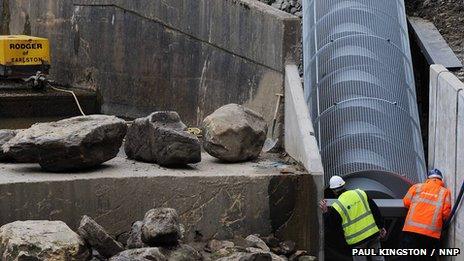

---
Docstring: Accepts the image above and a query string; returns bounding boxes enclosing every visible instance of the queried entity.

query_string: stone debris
[109,247,167,261]
[2,115,127,172]
[246,235,271,252]
[0,208,316,261]
[204,239,235,253]
[77,215,124,258]
[296,256,317,261]
[246,247,287,261]
[141,208,182,247]
[216,252,272,261]
[125,111,201,166]
[0,129,18,162]
[275,240,296,256]
[161,244,203,260]
[202,104,268,162]
[127,221,148,249]
[0,220,89,261]
[268,0,302,17]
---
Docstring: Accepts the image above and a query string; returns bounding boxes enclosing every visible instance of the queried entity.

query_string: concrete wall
[429,64,464,257]
[2,0,301,126]
[0,154,316,254]
[284,63,324,259]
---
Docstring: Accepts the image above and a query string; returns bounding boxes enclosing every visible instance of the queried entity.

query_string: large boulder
[109,248,167,261]
[124,111,201,166]
[0,130,18,162]
[202,104,268,162]
[141,208,182,247]
[77,215,124,258]
[2,115,127,172]
[0,220,89,261]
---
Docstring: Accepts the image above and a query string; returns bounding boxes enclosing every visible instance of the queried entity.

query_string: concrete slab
[284,63,323,258]
[284,64,323,176]
[0,152,317,254]
[455,93,464,252]
[409,17,463,70]
[429,64,464,253]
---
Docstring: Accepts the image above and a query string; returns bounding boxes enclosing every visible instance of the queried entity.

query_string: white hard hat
[329,175,345,189]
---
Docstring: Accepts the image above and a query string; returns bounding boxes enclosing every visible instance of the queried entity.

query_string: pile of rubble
[0,208,316,261]
[259,0,302,17]
[0,103,268,171]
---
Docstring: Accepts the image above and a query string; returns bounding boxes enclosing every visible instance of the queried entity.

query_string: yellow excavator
[0,35,50,89]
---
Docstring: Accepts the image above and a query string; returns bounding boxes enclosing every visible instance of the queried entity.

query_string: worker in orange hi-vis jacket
[399,169,452,261]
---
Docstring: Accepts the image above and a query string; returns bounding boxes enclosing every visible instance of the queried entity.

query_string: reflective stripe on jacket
[402,178,452,239]
[332,189,380,245]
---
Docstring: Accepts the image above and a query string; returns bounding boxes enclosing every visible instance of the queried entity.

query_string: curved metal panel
[303,0,426,197]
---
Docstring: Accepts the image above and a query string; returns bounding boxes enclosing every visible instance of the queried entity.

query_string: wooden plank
[408,17,463,70]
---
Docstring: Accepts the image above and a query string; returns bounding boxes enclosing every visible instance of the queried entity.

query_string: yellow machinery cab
[0,35,50,78]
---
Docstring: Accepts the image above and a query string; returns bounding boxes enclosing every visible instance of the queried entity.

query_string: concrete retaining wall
[284,63,324,259]
[0,154,317,254]
[429,64,464,257]
[2,0,301,126]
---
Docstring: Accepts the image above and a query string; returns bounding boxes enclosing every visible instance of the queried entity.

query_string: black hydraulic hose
[443,180,464,231]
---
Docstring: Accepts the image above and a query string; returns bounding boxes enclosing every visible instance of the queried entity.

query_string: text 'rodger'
[9,43,43,50]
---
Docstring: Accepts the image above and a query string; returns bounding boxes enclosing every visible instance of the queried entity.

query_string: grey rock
[245,235,270,252]
[202,104,268,162]
[298,256,316,261]
[77,215,124,258]
[217,252,272,261]
[141,208,182,246]
[127,221,148,249]
[90,249,107,261]
[125,111,201,166]
[246,248,287,261]
[109,248,167,261]
[162,244,203,261]
[205,239,235,253]
[115,231,130,248]
[262,0,302,16]
[288,250,307,261]
[0,220,90,261]
[2,115,127,172]
[0,129,18,162]
[16,252,42,261]
[260,235,280,249]
[275,240,296,256]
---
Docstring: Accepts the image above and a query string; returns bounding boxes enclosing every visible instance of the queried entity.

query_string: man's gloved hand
[319,199,328,213]
[379,228,387,239]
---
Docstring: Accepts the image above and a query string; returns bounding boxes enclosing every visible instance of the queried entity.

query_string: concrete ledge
[0,152,316,253]
[284,63,324,258]
[0,88,99,120]
[428,64,464,251]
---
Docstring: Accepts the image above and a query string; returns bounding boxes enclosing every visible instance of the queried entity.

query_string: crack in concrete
[72,2,282,73]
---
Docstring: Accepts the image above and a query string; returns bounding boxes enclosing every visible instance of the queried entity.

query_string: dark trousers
[399,232,439,261]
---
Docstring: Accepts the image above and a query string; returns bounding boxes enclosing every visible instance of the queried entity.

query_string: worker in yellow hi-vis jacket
[320,175,387,261]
